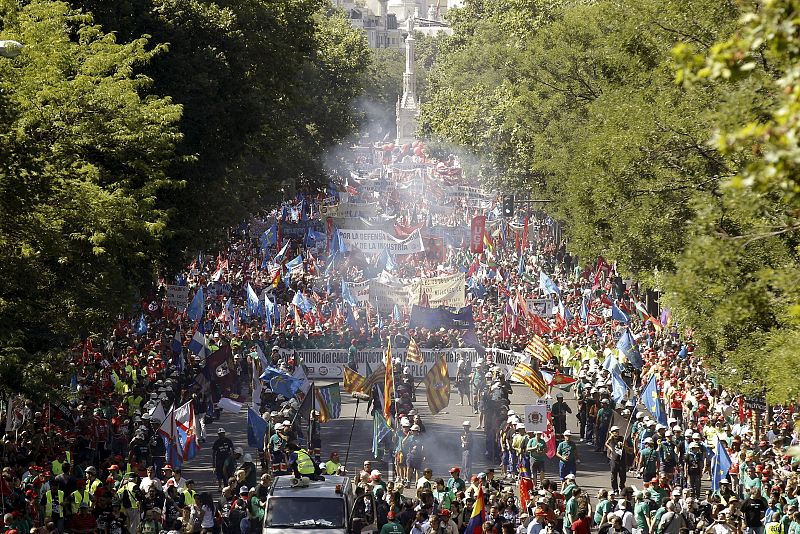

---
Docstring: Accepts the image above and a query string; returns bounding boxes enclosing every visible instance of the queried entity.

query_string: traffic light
[502,195,514,217]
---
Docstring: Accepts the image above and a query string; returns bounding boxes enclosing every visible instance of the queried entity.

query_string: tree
[422,0,800,402]
[0,0,183,396]
[74,0,371,267]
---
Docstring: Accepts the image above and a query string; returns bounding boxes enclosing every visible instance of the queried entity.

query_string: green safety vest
[183,489,196,506]
[296,451,315,475]
[44,490,65,518]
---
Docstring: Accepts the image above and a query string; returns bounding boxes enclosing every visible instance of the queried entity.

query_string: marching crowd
[0,141,797,534]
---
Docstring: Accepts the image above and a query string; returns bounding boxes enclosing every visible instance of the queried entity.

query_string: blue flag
[611,370,628,404]
[330,229,347,254]
[711,438,732,491]
[345,304,359,332]
[285,254,304,271]
[372,410,392,459]
[376,248,396,272]
[342,279,358,307]
[135,313,148,335]
[187,287,205,322]
[291,291,313,314]
[602,353,625,375]
[247,407,268,449]
[611,302,630,323]
[539,271,561,296]
[270,374,302,399]
[260,224,277,251]
[246,283,262,318]
[642,375,667,425]
[274,241,290,264]
[617,329,643,369]
[392,304,402,322]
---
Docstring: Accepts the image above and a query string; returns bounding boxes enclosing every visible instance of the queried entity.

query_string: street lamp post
[0,40,23,58]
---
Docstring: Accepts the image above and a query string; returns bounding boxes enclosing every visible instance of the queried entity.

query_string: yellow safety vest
[325,460,341,475]
[296,450,315,475]
[87,478,102,495]
[44,490,65,518]
[117,482,138,511]
[71,489,92,514]
[51,460,63,476]
[183,489,196,506]
[127,395,142,415]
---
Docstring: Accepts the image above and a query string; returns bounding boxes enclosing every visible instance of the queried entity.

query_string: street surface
[182,382,631,497]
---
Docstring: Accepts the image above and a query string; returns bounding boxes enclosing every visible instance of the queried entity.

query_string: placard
[524,404,549,433]
[166,285,190,311]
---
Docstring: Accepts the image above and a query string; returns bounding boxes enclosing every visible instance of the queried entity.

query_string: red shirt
[572,516,591,534]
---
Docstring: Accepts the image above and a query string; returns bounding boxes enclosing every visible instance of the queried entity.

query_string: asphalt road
[181,382,632,498]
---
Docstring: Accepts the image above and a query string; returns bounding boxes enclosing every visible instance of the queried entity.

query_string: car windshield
[265,497,345,528]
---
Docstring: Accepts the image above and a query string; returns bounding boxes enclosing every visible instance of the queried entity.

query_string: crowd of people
[0,139,795,534]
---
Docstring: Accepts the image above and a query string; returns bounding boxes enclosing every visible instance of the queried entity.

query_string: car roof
[269,476,351,498]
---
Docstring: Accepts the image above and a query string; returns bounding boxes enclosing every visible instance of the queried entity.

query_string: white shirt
[140,476,163,493]
[169,476,187,491]
[416,475,431,489]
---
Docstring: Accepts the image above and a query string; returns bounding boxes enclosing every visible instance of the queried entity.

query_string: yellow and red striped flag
[383,338,394,421]
[363,362,385,391]
[423,355,450,414]
[525,335,554,363]
[343,366,367,394]
[511,361,548,396]
[406,336,423,364]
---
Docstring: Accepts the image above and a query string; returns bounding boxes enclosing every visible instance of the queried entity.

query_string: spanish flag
[423,355,450,414]
[383,338,394,421]
[482,230,494,254]
[270,266,282,288]
[465,486,485,533]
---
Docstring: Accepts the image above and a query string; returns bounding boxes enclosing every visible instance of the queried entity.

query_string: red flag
[554,312,567,332]
[550,372,578,386]
[470,215,486,253]
[528,313,551,335]
[520,477,534,512]
[522,216,529,251]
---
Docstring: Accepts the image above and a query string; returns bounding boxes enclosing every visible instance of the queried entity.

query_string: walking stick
[344,392,370,475]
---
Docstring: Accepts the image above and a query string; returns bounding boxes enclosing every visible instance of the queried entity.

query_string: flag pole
[344,392,369,474]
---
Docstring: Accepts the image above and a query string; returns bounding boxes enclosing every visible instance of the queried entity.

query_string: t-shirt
[558,441,577,463]
[527,438,547,461]
[634,502,650,534]
[741,497,768,528]
[380,520,405,533]
[572,516,591,534]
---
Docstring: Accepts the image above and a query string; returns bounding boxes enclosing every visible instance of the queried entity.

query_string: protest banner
[345,280,371,307]
[409,272,466,308]
[166,285,190,312]
[338,228,425,256]
[487,347,530,380]
[320,202,379,219]
[282,347,478,379]
[471,216,486,253]
[369,278,414,314]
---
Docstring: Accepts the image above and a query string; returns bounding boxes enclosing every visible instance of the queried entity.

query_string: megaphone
[351,392,370,402]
